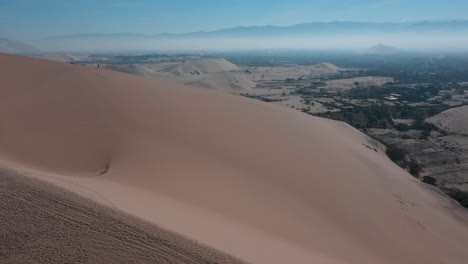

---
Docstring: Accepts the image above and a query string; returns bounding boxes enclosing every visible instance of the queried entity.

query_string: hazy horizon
[3,0,468,53]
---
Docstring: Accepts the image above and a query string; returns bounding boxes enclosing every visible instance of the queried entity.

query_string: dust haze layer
[1,53,468,264]
[36,21,468,52]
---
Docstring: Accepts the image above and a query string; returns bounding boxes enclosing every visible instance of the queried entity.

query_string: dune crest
[1,52,468,264]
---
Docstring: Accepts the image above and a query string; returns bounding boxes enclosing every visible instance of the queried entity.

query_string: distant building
[384,96,398,101]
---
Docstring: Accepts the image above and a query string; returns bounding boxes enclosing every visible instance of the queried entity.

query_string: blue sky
[1,0,468,39]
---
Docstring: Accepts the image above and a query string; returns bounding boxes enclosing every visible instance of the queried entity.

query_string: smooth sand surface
[0,168,245,264]
[1,52,468,264]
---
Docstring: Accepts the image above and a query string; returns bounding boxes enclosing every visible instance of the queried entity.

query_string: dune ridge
[1,52,468,264]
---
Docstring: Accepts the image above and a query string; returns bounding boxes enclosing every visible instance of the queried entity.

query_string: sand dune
[103,63,169,80]
[187,72,255,93]
[164,58,240,76]
[427,105,468,134]
[102,58,247,92]
[103,58,239,81]
[1,52,468,264]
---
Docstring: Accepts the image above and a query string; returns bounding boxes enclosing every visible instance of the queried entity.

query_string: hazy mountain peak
[0,38,40,54]
[364,43,403,54]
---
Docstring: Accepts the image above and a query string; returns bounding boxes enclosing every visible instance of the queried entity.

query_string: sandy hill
[187,72,255,93]
[426,105,468,134]
[103,58,249,93]
[164,58,240,76]
[363,44,403,54]
[102,58,239,80]
[103,63,161,78]
[1,52,468,264]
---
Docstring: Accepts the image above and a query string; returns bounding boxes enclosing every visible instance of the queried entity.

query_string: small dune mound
[187,72,255,93]
[103,64,156,77]
[166,58,240,76]
[426,105,468,134]
[313,62,341,73]
[102,58,243,88]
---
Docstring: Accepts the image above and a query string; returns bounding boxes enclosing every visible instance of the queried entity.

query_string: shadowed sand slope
[1,52,468,264]
[0,168,244,264]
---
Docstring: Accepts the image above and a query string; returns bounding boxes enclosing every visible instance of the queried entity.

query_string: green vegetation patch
[315,105,450,130]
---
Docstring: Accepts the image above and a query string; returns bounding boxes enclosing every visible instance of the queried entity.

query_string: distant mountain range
[51,20,468,40]
[0,38,40,54]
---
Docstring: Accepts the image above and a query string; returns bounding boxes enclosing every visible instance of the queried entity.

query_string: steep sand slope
[0,168,244,264]
[427,105,468,134]
[1,53,468,264]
